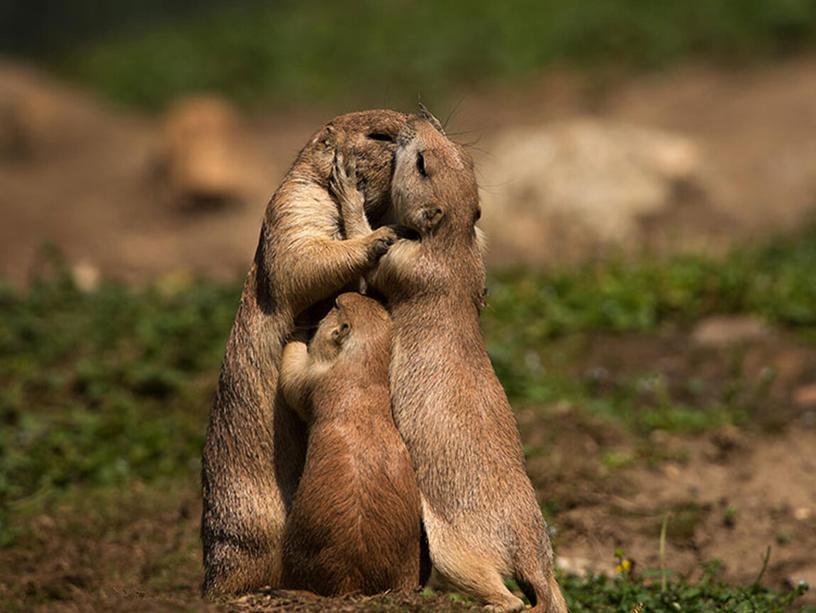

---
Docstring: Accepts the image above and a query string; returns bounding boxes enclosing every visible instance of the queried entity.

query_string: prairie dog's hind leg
[330,150,372,239]
[423,509,524,612]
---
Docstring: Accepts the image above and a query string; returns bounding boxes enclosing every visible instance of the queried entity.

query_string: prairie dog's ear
[421,205,444,232]
[331,322,351,344]
[316,124,350,151]
[418,102,445,136]
[315,124,336,149]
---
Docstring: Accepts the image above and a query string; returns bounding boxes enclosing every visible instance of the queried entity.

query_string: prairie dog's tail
[517,569,568,613]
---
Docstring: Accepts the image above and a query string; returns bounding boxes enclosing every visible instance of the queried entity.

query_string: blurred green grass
[47,0,816,110]
[2,228,815,528]
[486,229,816,432]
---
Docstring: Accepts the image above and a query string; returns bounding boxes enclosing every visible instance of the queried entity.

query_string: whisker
[443,97,466,130]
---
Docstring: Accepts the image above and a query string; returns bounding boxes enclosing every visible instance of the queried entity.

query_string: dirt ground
[3,422,815,611]
[2,58,816,609]
[2,322,814,610]
[529,321,816,593]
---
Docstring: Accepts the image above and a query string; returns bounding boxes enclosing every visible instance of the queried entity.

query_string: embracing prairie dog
[278,292,422,596]
[366,115,568,612]
[201,110,411,597]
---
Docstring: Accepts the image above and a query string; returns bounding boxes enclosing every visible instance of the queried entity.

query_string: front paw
[329,150,363,206]
[281,340,308,371]
[365,226,398,263]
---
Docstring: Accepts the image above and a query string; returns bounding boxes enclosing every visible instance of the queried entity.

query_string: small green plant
[561,570,809,612]
[723,505,738,528]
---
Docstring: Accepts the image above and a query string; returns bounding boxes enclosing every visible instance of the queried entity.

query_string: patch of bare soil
[545,426,816,591]
[574,318,816,431]
[230,590,480,612]
[0,60,316,285]
[3,426,813,610]
[0,482,481,612]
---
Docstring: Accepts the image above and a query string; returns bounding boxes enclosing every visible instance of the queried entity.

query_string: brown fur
[200,110,411,597]
[278,292,422,596]
[370,117,569,612]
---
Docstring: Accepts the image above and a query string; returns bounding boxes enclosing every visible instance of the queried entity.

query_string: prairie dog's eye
[367,132,395,142]
[416,151,427,177]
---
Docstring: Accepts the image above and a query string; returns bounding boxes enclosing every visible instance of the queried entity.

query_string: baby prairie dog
[279,292,423,596]
[365,113,568,612]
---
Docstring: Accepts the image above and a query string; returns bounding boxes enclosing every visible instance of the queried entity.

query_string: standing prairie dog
[362,114,568,612]
[279,292,423,595]
[201,110,411,597]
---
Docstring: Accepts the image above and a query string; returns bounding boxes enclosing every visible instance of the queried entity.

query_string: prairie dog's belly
[390,319,527,516]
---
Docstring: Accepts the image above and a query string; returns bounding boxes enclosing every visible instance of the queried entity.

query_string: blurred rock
[71,261,100,292]
[793,507,812,521]
[0,63,73,159]
[691,315,769,348]
[478,119,720,266]
[556,555,612,578]
[156,95,262,208]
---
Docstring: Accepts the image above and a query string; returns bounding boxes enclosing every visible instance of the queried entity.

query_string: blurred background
[1,2,816,610]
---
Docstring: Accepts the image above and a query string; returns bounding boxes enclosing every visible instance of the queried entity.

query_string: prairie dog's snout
[391,118,478,242]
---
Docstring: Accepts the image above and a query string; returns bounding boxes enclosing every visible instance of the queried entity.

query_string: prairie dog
[279,292,422,595]
[201,110,410,597]
[367,114,568,612]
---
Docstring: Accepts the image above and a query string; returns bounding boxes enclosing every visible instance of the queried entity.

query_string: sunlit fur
[278,293,423,595]
[371,118,568,612]
[200,110,410,597]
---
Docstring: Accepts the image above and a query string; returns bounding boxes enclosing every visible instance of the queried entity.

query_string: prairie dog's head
[391,112,481,245]
[311,110,410,222]
[308,293,391,363]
